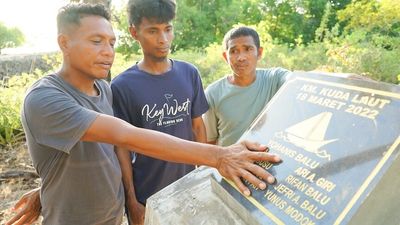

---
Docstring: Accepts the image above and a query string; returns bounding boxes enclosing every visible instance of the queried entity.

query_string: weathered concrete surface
[145,166,249,225]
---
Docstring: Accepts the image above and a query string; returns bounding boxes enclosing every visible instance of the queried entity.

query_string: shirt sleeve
[111,83,131,123]
[23,87,99,153]
[191,69,209,118]
[276,68,292,88]
[203,88,219,143]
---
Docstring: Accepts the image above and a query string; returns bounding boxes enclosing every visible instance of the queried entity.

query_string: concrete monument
[145,72,400,225]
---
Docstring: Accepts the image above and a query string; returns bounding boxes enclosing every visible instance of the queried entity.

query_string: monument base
[145,161,400,225]
[145,166,248,225]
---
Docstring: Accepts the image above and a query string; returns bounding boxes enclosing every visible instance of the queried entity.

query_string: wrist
[124,190,138,201]
[126,198,144,210]
[214,146,226,170]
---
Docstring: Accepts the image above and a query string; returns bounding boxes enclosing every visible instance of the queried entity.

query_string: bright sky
[0,0,125,54]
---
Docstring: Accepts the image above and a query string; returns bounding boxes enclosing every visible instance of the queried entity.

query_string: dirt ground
[0,142,41,224]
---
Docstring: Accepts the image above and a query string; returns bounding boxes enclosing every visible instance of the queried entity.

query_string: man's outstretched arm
[82,114,281,195]
[6,114,281,225]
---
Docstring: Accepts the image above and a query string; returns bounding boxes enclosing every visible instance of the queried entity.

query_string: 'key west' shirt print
[142,94,191,127]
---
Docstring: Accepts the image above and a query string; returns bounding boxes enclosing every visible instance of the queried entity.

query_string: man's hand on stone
[216,140,281,196]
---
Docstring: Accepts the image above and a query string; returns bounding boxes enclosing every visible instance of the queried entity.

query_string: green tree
[114,0,355,56]
[338,0,400,35]
[115,0,258,55]
[174,0,257,50]
[337,0,400,49]
[113,3,142,60]
[256,0,351,45]
[0,22,24,54]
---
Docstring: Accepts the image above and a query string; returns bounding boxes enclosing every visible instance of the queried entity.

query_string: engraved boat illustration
[276,112,337,160]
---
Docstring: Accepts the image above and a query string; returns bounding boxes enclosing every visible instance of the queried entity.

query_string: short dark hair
[127,0,176,27]
[223,26,261,50]
[57,3,111,34]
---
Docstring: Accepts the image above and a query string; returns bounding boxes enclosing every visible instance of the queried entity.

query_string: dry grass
[0,142,41,224]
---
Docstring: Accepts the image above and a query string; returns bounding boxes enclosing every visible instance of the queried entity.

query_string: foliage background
[1,0,399,146]
[0,22,24,54]
[115,0,400,84]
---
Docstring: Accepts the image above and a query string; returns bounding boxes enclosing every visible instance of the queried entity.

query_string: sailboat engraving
[275,112,337,160]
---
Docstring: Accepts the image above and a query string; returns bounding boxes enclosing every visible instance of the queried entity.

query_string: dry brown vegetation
[0,143,41,224]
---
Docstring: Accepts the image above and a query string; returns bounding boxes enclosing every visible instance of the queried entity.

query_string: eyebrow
[89,33,116,41]
[145,24,173,30]
[229,44,254,49]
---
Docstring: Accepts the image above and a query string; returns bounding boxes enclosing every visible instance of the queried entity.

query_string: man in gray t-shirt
[22,75,124,224]
[7,5,282,225]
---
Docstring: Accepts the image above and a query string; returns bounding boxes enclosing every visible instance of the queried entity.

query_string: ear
[257,47,263,60]
[57,34,69,55]
[129,25,138,40]
[222,51,228,63]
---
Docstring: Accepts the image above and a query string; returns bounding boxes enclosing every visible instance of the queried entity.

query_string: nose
[101,42,115,57]
[158,31,168,43]
[237,52,246,61]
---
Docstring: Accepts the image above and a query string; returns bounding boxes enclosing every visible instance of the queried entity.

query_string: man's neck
[138,57,171,75]
[57,67,98,96]
[228,72,257,87]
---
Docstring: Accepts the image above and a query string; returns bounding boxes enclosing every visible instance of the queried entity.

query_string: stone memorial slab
[212,72,400,225]
[145,72,400,225]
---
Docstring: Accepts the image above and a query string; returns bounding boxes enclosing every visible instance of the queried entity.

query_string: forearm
[115,149,145,224]
[83,114,282,197]
[192,117,207,143]
[121,126,221,167]
[115,147,136,198]
[83,114,221,168]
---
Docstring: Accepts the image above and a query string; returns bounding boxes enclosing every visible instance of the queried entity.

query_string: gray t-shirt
[204,68,290,146]
[21,74,124,225]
